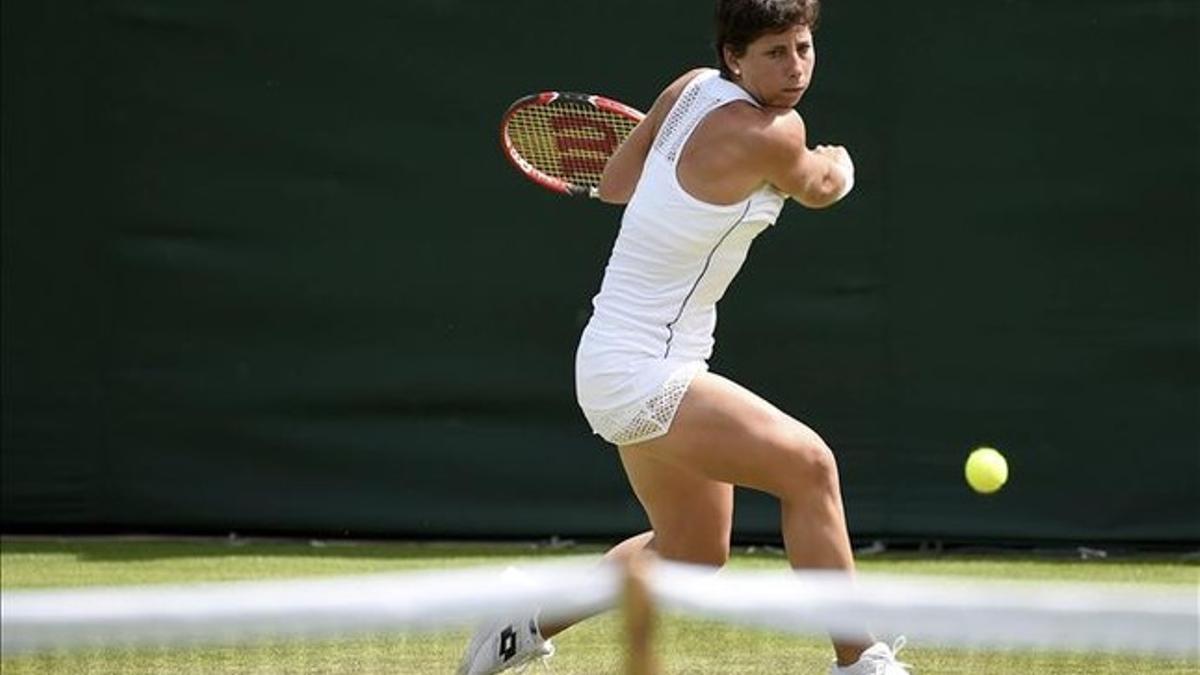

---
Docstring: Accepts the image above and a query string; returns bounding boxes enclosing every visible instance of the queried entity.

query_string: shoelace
[512,655,554,673]
[512,656,553,673]
[878,636,911,674]
[512,641,555,673]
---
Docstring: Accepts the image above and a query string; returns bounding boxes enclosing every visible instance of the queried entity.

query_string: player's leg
[617,447,734,566]
[541,461,733,639]
[536,531,651,639]
[597,530,656,566]
[625,371,868,666]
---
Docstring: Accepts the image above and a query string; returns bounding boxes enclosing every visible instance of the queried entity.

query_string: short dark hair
[714,0,821,79]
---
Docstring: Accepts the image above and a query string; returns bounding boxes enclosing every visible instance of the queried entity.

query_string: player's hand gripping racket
[501,92,644,198]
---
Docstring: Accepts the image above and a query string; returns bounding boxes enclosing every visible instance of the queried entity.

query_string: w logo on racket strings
[550,114,618,179]
[501,91,643,197]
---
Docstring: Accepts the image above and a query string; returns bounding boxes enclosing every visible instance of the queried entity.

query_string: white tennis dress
[575,69,786,446]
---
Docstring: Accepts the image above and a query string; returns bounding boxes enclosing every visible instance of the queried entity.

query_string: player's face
[728,24,815,108]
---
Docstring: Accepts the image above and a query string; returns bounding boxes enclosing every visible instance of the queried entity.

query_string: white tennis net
[4,558,1196,659]
[650,562,1198,656]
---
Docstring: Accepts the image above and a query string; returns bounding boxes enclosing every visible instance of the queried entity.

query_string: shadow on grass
[0,537,609,563]
[4,536,1197,568]
[738,542,1200,568]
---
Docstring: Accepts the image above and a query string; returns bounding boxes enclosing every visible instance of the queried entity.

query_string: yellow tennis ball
[965,447,1008,494]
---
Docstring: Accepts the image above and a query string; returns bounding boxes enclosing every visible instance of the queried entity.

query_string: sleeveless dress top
[575,69,786,445]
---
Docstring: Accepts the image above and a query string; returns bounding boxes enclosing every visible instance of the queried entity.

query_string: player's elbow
[793,169,852,209]
[596,180,631,205]
[794,193,837,209]
[793,178,841,209]
[597,172,634,204]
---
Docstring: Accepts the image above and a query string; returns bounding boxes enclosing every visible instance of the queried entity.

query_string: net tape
[651,563,1198,657]
[3,559,1196,656]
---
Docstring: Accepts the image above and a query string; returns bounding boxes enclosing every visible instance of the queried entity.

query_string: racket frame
[500,91,645,198]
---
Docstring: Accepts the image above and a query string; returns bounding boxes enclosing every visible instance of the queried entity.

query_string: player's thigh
[629,371,836,498]
[617,445,733,566]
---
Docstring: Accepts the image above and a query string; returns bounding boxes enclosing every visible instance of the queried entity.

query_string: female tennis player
[461,1,907,673]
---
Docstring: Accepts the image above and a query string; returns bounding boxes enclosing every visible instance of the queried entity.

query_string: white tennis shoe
[830,637,911,675]
[456,611,554,675]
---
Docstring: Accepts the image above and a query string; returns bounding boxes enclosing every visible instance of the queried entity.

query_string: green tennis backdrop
[3,1,1197,543]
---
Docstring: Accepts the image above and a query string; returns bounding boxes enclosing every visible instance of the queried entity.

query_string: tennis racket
[500,92,644,198]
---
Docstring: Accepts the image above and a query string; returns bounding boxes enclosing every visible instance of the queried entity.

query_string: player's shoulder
[652,68,711,111]
[754,107,807,150]
[710,104,806,159]
[643,68,715,133]
[670,67,711,92]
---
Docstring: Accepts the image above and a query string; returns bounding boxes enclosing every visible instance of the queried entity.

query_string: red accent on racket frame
[500,91,644,198]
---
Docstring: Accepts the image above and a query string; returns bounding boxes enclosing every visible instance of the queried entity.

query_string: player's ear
[722,45,742,78]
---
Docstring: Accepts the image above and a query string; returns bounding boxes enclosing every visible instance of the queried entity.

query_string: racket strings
[506,103,638,188]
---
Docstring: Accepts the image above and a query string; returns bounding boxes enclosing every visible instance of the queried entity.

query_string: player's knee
[654,536,730,568]
[771,428,840,497]
[678,543,730,568]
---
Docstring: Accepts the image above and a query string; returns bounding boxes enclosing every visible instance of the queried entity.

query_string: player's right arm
[597,68,707,205]
[759,110,854,209]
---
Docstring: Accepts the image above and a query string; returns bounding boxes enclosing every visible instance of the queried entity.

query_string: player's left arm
[759,110,854,209]
[597,69,706,204]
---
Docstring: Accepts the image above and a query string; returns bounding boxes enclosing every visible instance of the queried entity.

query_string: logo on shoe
[499,626,518,662]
